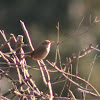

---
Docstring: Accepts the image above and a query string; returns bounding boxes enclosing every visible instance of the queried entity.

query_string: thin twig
[76,51,80,76]
[20,21,41,94]
[20,20,34,51]
[0,34,14,50]
[40,60,53,100]
[67,58,72,96]
[37,60,47,85]
[46,60,100,97]
[53,44,93,82]
[68,89,76,100]
[55,22,62,69]
[77,16,85,30]
[0,30,13,52]
[84,54,97,99]
[60,81,67,97]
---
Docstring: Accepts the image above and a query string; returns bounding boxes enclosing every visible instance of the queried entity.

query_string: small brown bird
[25,40,54,60]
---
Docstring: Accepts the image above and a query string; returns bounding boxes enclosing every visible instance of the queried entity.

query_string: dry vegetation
[0,19,100,100]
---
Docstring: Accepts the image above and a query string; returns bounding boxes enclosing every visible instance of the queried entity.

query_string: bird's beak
[50,41,54,43]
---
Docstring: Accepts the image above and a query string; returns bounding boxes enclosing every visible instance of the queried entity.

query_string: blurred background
[0,0,100,99]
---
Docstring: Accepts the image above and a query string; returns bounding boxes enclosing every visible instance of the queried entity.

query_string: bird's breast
[30,44,51,60]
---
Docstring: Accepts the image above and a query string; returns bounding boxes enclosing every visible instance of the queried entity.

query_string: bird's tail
[16,51,33,57]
